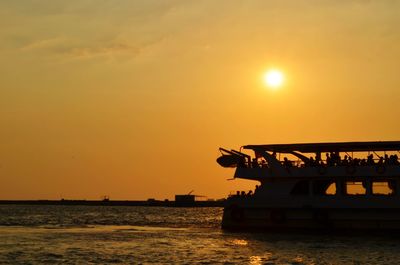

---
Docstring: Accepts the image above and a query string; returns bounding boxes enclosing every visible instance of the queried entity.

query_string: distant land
[0,196,226,208]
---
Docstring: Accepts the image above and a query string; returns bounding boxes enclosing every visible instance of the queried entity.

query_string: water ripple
[1,205,400,264]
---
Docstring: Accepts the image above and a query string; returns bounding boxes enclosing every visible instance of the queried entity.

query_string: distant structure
[175,190,206,206]
[175,194,195,205]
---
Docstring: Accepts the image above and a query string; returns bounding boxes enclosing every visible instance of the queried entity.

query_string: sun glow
[263,70,284,89]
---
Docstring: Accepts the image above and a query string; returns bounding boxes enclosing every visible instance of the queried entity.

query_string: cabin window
[325,183,336,195]
[372,180,395,195]
[344,181,366,195]
[291,180,309,195]
[313,180,336,195]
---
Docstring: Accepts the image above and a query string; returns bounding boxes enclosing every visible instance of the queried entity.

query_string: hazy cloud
[64,43,141,59]
[20,37,67,52]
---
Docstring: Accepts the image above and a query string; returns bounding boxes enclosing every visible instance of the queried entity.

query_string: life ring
[317,166,327,175]
[346,165,356,175]
[313,210,330,225]
[270,210,286,224]
[230,206,245,222]
[376,165,386,174]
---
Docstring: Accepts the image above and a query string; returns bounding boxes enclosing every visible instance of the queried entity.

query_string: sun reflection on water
[293,256,306,264]
[232,239,248,246]
[249,255,262,265]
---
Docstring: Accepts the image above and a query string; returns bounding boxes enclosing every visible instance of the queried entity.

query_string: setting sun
[263,70,284,89]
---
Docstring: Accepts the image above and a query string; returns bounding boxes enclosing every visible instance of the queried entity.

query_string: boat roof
[243,141,400,153]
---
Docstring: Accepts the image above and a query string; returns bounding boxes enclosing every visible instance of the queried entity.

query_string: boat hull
[222,206,400,231]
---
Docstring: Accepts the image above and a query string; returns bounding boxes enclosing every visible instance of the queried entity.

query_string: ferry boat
[217,141,400,231]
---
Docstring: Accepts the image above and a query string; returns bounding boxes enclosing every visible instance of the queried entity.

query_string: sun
[263,70,284,89]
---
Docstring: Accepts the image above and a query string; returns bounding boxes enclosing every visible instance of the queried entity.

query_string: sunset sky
[1,1,400,200]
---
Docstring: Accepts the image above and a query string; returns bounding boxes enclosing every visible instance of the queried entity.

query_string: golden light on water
[249,256,262,265]
[263,69,284,89]
[232,239,248,246]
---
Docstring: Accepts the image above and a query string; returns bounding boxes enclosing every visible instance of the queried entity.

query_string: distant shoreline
[0,200,226,207]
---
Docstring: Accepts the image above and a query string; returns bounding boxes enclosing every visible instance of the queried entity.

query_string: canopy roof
[243,141,400,153]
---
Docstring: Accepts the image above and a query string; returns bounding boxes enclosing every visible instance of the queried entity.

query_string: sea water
[0,205,400,264]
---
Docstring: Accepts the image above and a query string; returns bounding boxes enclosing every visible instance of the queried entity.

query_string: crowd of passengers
[303,153,400,167]
[232,185,260,198]
[249,152,400,168]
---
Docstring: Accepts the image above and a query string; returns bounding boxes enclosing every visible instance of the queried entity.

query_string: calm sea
[0,205,399,264]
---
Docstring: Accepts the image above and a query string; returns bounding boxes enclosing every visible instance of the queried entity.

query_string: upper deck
[244,141,400,153]
[217,141,400,180]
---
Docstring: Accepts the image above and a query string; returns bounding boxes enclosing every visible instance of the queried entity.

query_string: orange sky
[1,1,400,200]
